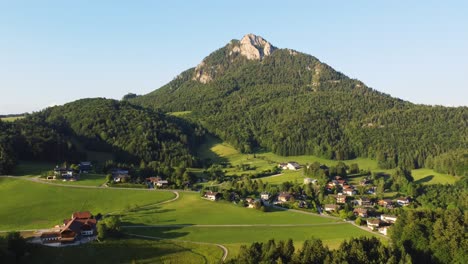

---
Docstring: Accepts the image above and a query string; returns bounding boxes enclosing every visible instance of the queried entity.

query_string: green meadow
[197,136,457,185]
[14,238,223,264]
[121,192,336,225]
[0,116,24,122]
[0,177,174,230]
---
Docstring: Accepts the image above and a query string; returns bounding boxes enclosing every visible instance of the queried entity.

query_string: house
[378,199,394,208]
[54,167,75,178]
[279,162,300,170]
[396,197,411,206]
[40,211,96,244]
[343,187,356,196]
[79,162,92,173]
[356,197,372,207]
[204,191,220,201]
[111,169,129,176]
[246,198,261,208]
[367,218,381,230]
[353,207,368,218]
[304,178,317,184]
[113,174,130,183]
[336,194,347,204]
[324,204,339,212]
[260,192,270,200]
[380,214,398,223]
[278,192,292,203]
[378,226,391,236]
[156,180,169,187]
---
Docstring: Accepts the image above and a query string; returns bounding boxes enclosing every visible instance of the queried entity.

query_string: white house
[304,178,317,184]
[260,192,270,200]
[204,191,219,201]
[396,197,410,206]
[380,214,398,223]
[378,226,390,236]
[279,162,301,170]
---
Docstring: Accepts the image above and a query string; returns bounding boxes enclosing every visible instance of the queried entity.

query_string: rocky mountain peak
[193,34,277,83]
[234,33,277,60]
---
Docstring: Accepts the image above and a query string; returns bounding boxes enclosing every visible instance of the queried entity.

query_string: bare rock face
[238,33,276,60]
[193,34,277,83]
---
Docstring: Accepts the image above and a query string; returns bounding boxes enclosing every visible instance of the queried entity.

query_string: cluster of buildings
[278,161,301,170]
[49,162,92,181]
[39,211,97,245]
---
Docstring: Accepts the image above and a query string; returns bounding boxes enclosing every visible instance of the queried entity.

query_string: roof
[278,192,291,197]
[72,211,92,219]
[367,218,380,225]
[354,207,368,213]
[40,231,60,238]
[325,204,338,209]
[146,177,162,182]
[205,191,219,196]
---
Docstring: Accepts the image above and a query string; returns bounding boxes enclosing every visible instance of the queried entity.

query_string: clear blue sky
[1,1,467,114]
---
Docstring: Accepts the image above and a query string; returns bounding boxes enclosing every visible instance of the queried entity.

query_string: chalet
[304,178,317,185]
[324,204,339,212]
[380,214,398,223]
[353,207,368,218]
[260,192,270,200]
[204,191,220,201]
[79,162,92,173]
[40,211,96,244]
[367,218,381,230]
[396,197,411,206]
[343,187,356,196]
[336,194,347,204]
[54,167,75,178]
[356,197,372,207]
[378,199,394,208]
[279,162,300,170]
[278,192,292,203]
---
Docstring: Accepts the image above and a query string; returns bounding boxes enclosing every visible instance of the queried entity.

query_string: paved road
[125,233,229,263]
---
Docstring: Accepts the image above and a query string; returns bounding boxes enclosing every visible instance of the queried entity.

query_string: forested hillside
[131,34,468,171]
[0,98,201,174]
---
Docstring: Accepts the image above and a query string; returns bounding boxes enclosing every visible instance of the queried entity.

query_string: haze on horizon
[1,1,467,115]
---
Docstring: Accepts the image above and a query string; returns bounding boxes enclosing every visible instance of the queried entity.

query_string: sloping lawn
[0,178,174,230]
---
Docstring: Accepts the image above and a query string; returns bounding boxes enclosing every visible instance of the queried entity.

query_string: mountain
[0,98,201,174]
[132,34,468,171]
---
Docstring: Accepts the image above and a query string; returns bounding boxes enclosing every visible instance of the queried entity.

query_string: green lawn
[412,168,458,185]
[261,170,305,184]
[16,238,223,264]
[122,192,337,226]
[0,178,175,230]
[168,111,193,116]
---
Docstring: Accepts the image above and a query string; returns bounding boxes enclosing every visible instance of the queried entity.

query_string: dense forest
[0,98,202,174]
[131,40,467,171]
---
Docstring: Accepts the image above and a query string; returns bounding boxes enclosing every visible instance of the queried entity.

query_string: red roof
[72,211,92,219]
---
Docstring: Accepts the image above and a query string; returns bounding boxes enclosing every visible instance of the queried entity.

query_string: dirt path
[122,222,347,228]
[125,233,229,263]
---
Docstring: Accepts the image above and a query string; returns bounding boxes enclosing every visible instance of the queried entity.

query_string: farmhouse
[79,162,92,173]
[367,218,381,230]
[324,204,339,212]
[40,211,97,245]
[343,187,356,196]
[54,167,76,179]
[353,207,368,218]
[278,162,300,170]
[277,192,292,203]
[260,192,270,200]
[204,191,220,201]
[336,194,347,204]
[396,197,411,206]
[356,197,372,207]
[380,214,398,223]
[146,177,169,188]
[378,199,394,208]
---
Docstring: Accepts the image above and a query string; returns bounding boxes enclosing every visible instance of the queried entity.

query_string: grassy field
[13,238,223,264]
[122,192,337,226]
[197,136,457,185]
[0,178,175,230]
[168,111,193,116]
[52,173,108,187]
[122,192,379,259]
[0,116,24,122]
[412,168,458,184]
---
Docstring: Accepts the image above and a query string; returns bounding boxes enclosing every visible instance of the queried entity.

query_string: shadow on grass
[415,175,434,184]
